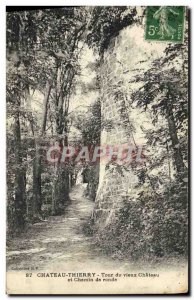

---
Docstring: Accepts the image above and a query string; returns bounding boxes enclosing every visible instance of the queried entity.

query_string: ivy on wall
[87,7,138,55]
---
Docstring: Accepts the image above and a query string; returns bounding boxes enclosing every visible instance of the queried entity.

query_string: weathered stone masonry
[93,28,137,229]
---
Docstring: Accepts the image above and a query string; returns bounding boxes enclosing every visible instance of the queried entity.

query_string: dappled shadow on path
[7,185,124,271]
[7,185,186,275]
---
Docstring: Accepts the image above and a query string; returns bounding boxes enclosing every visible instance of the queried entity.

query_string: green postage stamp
[145,6,185,43]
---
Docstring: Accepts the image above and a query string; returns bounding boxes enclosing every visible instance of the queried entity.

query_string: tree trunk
[51,63,70,214]
[32,145,42,217]
[14,110,26,231]
[51,140,70,215]
[60,129,70,207]
[166,96,185,177]
[32,82,51,218]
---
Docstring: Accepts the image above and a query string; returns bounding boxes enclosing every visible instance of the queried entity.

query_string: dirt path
[7,186,187,294]
[7,185,125,272]
[7,185,186,276]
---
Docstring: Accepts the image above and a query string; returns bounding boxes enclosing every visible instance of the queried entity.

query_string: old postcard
[6,6,189,294]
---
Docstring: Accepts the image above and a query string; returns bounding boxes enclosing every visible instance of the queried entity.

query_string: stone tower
[93,28,138,229]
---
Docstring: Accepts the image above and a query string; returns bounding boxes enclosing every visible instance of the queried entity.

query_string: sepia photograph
[6,5,189,294]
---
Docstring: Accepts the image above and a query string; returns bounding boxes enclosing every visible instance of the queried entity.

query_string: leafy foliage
[95,179,188,259]
[7,7,88,232]
[87,7,138,54]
